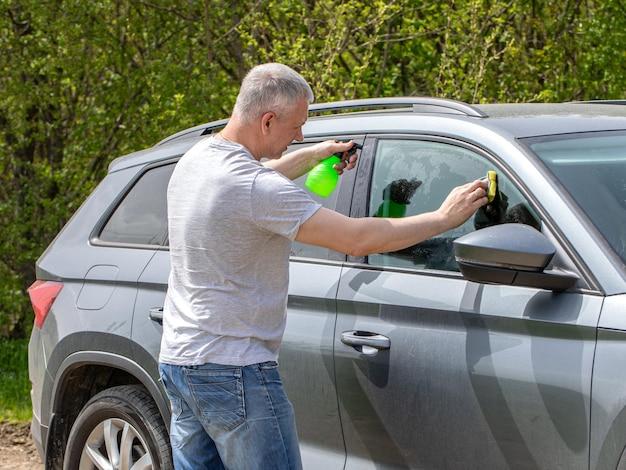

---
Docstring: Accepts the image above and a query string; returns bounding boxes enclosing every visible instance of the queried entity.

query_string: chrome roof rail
[157,97,486,146]
[156,118,229,145]
[308,97,487,118]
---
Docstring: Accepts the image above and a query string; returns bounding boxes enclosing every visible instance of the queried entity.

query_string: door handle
[341,330,390,356]
[149,307,164,324]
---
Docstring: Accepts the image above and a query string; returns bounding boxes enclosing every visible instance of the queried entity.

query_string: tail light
[28,280,63,329]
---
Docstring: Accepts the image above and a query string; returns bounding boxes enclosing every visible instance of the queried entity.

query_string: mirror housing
[453,224,578,292]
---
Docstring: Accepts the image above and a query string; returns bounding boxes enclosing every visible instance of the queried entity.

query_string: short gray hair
[232,63,314,124]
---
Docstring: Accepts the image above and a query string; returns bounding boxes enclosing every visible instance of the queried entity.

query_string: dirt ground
[0,421,43,469]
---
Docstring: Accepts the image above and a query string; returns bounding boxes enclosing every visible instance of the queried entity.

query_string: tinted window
[368,139,540,271]
[99,164,175,246]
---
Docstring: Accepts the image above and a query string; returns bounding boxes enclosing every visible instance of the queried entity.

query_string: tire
[63,385,173,470]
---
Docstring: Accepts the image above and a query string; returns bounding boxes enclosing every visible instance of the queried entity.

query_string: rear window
[99,164,175,246]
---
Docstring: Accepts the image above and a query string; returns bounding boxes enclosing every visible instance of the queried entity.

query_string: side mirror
[453,224,578,292]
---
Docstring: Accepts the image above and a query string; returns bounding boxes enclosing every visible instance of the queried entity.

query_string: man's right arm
[295,179,489,257]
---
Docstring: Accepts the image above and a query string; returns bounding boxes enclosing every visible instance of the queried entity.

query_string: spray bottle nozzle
[333,142,362,158]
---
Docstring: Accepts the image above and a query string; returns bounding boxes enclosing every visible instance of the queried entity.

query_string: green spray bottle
[305,142,362,197]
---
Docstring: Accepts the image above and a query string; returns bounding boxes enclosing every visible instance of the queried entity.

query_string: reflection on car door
[335,269,600,469]
[282,261,345,468]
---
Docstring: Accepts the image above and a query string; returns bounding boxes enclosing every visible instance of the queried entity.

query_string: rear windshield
[525,131,626,264]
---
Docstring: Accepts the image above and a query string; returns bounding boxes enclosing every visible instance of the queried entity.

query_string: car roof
[475,102,626,138]
[109,98,626,173]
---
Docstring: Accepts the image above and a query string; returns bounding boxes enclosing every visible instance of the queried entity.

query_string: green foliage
[0,338,31,422]
[0,0,625,338]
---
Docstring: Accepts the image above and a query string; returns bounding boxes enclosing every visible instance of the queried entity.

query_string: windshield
[525,131,626,264]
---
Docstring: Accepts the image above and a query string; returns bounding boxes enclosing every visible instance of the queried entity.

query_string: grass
[0,337,32,423]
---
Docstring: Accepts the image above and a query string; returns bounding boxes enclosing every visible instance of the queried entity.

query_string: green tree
[0,0,625,337]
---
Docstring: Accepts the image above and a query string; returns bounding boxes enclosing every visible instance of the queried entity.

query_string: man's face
[264,98,308,159]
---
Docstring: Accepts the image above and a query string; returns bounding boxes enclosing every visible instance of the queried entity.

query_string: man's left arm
[265,140,357,180]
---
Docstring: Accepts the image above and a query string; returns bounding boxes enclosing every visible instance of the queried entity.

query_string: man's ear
[261,111,275,134]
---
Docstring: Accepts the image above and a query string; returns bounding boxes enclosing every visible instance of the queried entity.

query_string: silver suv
[28,98,626,469]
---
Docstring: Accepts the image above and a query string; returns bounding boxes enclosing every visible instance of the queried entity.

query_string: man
[159,63,488,469]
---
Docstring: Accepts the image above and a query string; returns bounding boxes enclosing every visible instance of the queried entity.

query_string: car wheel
[63,385,173,470]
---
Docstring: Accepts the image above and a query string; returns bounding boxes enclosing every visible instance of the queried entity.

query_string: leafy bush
[1,0,625,338]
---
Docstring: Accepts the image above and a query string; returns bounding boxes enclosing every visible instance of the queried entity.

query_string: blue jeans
[159,361,302,470]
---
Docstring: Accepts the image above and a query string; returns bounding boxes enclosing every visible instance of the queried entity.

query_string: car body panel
[335,265,600,469]
[591,294,626,469]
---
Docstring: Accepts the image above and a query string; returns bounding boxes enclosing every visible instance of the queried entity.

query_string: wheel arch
[44,349,170,469]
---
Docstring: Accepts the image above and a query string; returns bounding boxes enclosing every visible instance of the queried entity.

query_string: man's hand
[312,140,359,174]
[436,179,489,229]
[265,139,359,180]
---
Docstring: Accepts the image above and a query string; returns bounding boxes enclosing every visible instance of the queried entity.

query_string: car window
[368,139,540,271]
[99,163,175,247]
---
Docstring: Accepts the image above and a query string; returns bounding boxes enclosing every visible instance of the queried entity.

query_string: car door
[335,136,600,469]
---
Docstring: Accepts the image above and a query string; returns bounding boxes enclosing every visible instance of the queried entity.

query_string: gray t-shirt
[159,137,321,366]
